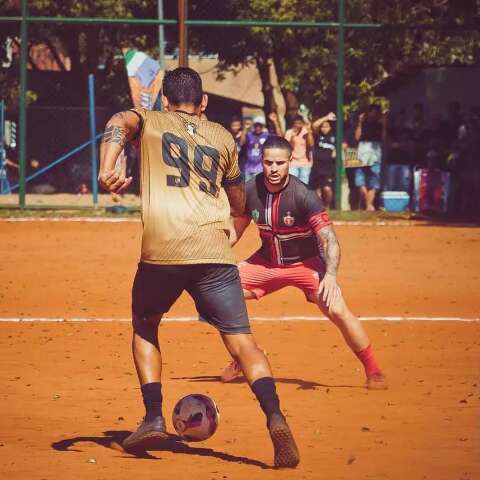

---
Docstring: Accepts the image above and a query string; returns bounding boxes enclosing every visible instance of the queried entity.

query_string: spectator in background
[267,112,284,137]
[343,115,361,210]
[424,115,448,170]
[243,116,270,181]
[355,104,387,211]
[284,115,311,184]
[3,146,19,185]
[229,115,246,176]
[308,112,337,208]
[243,116,253,133]
[453,107,480,214]
[409,103,429,166]
[445,101,464,145]
[387,109,412,165]
[229,115,244,154]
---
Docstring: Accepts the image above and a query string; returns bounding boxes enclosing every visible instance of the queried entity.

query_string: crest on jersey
[283,211,295,226]
[186,123,196,136]
[251,209,260,223]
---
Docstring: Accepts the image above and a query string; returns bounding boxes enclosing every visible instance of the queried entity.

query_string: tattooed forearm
[224,183,246,217]
[102,125,128,147]
[110,111,130,122]
[316,225,341,275]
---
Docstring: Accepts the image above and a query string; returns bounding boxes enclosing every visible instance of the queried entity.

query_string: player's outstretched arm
[99,111,141,193]
[224,183,246,218]
[316,224,341,308]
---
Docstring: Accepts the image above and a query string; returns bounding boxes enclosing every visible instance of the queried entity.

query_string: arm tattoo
[102,125,128,148]
[316,225,341,275]
[110,111,129,122]
[224,184,246,217]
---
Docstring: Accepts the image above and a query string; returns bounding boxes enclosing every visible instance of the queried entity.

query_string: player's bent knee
[325,296,349,320]
[329,303,346,319]
[132,312,162,332]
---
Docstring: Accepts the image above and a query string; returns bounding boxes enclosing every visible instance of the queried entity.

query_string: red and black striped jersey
[246,174,332,266]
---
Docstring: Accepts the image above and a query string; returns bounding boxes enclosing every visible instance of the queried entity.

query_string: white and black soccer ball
[172,394,220,442]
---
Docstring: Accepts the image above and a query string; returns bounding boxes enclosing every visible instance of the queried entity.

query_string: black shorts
[132,262,251,334]
[310,172,335,189]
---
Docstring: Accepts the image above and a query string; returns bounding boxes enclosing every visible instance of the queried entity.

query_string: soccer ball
[172,394,220,442]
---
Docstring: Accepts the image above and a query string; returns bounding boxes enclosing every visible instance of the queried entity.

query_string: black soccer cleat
[123,416,168,450]
[268,413,300,468]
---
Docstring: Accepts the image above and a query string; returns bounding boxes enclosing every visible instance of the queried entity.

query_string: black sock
[251,377,283,426]
[141,382,163,421]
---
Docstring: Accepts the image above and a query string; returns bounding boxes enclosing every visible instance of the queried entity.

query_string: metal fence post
[0,100,4,150]
[335,0,345,210]
[179,0,188,67]
[19,0,28,208]
[0,99,10,194]
[88,74,99,206]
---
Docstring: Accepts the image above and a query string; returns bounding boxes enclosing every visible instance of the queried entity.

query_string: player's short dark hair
[292,114,304,123]
[162,67,203,106]
[262,135,293,156]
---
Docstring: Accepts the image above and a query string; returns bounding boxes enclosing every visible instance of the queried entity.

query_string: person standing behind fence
[308,112,337,209]
[229,116,244,154]
[284,115,311,184]
[243,116,271,182]
[355,105,387,211]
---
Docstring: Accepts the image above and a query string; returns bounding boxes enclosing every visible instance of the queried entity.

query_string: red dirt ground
[1,221,479,479]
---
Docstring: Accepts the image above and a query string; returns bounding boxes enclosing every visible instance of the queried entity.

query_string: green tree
[190,0,480,122]
[0,0,170,112]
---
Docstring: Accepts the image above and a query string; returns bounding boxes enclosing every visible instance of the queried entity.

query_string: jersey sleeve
[303,188,332,233]
[222,134,243,187]
[128,108,148,141]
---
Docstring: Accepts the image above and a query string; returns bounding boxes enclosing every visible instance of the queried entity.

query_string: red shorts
[238,253,326,300]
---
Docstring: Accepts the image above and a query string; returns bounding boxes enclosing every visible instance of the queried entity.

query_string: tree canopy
[1,0,479,121]
[190,0,480,120]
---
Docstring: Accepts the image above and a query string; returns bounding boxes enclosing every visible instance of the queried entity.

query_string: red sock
[355,344,382,378]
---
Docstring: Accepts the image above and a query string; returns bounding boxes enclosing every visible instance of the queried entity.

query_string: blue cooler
[380,191,410,212]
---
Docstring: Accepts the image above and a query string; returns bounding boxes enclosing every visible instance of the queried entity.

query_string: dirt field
[1,220,479,479]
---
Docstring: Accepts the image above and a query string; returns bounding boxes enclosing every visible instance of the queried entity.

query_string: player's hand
[98,169,133,194]
[319,273,340,309]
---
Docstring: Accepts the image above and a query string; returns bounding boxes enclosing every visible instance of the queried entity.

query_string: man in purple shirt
[243,116,270,181]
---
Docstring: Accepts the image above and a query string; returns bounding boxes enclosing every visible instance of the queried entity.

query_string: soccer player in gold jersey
[98,68,299,468]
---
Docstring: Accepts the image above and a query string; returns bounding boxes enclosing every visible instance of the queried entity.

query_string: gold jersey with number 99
[132,109,242,265]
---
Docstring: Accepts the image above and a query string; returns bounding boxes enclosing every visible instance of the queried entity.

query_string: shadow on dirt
[170,375,362,390]
[52,431,271,468]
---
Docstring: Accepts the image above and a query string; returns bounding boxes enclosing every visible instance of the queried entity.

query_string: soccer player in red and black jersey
[220,135,387,389]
